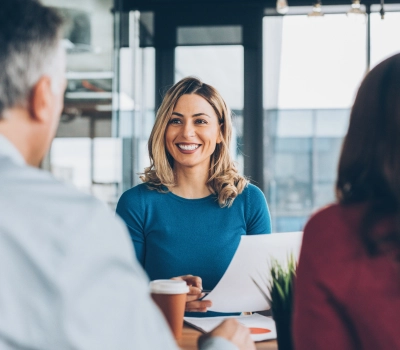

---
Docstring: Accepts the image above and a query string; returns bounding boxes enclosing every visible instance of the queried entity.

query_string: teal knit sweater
[116,183,271,316]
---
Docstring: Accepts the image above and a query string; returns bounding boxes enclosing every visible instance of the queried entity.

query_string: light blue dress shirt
[0,134,237,350]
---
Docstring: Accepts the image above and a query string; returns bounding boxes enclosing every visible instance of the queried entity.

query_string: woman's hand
[172,275,212,312]
[199,318,256,350]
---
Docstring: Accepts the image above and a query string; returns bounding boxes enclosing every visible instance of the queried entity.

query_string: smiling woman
[141,77,248,207]
[116,77,272,317]
[165,94,222,197]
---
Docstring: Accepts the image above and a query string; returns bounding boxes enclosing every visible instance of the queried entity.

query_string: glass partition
[41,1,400,218]
[42,0,119,208]
[263,13,366,231]
[118,12,156,189]
[370,11,400,68]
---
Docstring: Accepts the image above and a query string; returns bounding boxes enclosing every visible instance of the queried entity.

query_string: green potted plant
[252,255,296,350]
[268,255,296,350]
[251,254,297,349]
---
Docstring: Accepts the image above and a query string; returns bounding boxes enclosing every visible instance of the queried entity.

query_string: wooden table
[178,324,278,350]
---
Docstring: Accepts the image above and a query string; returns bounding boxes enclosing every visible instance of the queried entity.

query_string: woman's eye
[169,118,182,124]
[195,119,207,124]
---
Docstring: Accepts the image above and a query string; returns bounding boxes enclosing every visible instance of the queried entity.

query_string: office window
[111,11,156,191]
[370,11,400,68]
[51,138,92,191]
[263,14,367,231]
[119,39,155,189]
[43,0,118,206]
[50,138,122,208]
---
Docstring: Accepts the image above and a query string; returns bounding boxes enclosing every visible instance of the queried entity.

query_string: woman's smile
[176,143,201,153]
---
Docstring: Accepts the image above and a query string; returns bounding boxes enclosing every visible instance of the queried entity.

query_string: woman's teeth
[178,144,199,151]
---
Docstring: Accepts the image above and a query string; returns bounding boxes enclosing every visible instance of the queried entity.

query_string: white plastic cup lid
[150,279,189,294]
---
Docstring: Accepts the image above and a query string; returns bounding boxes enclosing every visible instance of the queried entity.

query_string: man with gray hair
[0,1,254,349]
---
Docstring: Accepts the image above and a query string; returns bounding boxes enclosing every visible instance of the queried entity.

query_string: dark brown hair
[336,53,400,256]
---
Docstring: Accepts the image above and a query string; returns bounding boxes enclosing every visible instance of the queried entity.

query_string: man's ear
[29,76,53,123]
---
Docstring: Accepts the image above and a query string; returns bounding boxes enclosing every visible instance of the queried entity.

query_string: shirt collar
[0,134,26,166]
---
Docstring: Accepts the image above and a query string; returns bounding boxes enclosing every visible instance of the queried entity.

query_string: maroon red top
[293,203,400,350]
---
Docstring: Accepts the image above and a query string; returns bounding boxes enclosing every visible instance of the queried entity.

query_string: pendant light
[308,1,324,17]
[347,0,366,23]
[276,0,289,14]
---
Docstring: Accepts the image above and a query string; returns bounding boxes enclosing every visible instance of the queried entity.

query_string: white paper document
[184,313,277,342]
[204,231,303,312]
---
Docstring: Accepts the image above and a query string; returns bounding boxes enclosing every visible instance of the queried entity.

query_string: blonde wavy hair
[141,77,248,207]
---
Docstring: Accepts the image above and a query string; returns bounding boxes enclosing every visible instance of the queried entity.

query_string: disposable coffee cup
[150,279,189,339]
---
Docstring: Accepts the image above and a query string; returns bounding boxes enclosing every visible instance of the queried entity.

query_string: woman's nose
[182,122,195,138]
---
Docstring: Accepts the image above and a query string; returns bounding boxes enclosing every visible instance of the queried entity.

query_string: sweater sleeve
[245,184,272,235]
[115,187,146,267]
[293,213,356,350]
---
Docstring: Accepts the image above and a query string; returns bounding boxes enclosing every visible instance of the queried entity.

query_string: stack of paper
[184,313,276,342]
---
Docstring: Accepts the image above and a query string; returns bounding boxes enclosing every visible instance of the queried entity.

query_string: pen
[199,289,212,300]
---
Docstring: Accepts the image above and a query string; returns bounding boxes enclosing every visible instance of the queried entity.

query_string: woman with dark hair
[293,54,400,349]
[117,77,271,316]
